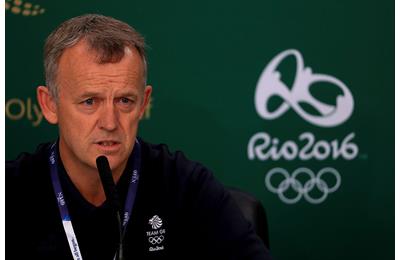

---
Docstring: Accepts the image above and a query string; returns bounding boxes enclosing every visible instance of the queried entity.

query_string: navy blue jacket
[6,139,272,259]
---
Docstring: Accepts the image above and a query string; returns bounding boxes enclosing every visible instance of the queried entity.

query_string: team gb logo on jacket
[146,215,166,252]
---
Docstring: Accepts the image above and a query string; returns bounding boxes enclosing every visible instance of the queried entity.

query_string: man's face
[54,41,151,174]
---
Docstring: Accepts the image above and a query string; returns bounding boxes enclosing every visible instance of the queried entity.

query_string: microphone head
[96,155,110,173]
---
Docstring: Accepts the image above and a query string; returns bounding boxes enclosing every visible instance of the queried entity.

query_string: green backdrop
[6,0,394,259]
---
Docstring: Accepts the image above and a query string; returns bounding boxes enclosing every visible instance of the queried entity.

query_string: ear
[139,85,152,119]
[37,86,58,124]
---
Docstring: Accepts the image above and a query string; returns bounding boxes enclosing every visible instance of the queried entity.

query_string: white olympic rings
[148,235,164,245]
[265,167,341,204]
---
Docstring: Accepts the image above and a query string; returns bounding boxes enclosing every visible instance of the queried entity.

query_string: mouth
[97,141,119,146]
[94,140,121,152]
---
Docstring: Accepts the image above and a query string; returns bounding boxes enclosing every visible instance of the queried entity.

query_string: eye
[82,98,95,106]
[116,97,136,111]
[117,97,135,105]
[120,97,131,104]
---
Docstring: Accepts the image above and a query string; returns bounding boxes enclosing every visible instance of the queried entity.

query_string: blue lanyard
[48,139,141,260]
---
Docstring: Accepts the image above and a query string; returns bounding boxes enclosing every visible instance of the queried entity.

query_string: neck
[58,142,126,207]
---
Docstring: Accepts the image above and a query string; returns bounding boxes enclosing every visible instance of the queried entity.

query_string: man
[7,14,272,260]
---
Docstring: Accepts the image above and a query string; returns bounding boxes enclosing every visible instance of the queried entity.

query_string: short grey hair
[44,14,147,99]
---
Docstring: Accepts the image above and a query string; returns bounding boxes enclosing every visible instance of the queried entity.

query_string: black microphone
[96,156,124,260]
[96,156,120,210]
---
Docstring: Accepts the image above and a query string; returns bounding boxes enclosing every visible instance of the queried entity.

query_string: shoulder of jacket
[140,139,215,187]
[6,142,52,179]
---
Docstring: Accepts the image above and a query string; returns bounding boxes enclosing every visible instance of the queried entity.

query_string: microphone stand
[116,211,123,260]
[96,156,124,260]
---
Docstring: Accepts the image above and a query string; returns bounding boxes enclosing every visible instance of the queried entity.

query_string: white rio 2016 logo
[255,49,354,127]
[248,132,358,161]
[248,49,358,204]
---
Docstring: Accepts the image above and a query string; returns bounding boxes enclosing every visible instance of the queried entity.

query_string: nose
[98,103,118,131]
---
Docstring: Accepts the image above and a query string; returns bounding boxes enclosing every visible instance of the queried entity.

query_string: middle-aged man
[6,14,272,260]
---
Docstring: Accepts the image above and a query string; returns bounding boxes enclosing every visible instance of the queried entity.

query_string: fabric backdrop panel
[6,0,394,260]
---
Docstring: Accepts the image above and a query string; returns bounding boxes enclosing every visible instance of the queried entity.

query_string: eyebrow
[115,89,139,98]
[78,91,103,99]
[77,90,139,99]
[114,89,139,98]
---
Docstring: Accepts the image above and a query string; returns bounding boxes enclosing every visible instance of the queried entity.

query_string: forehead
[56,40,145,93]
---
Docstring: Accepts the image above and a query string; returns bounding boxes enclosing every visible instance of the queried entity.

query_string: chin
[106,156,124,171]
[92,147,130,171]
